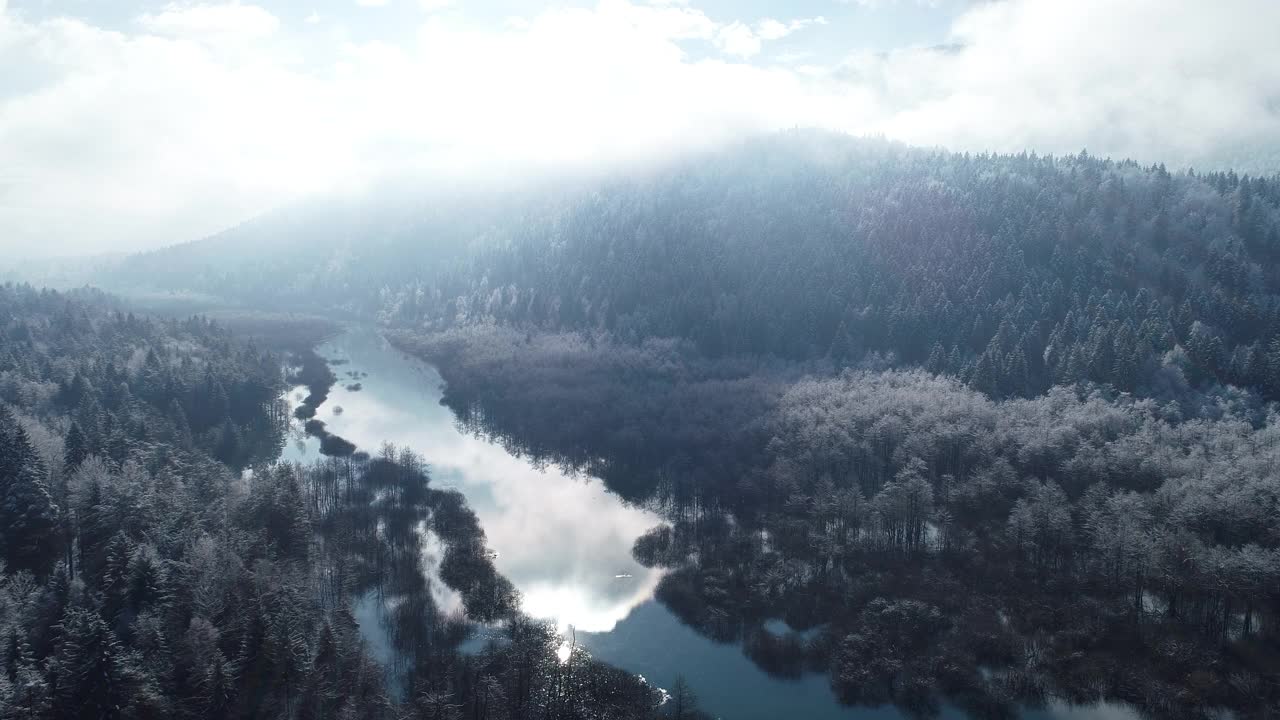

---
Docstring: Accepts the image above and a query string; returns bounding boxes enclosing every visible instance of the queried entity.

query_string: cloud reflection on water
[284,327,663,633]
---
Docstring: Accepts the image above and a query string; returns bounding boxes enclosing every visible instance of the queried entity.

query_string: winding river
[279,326,1139,720]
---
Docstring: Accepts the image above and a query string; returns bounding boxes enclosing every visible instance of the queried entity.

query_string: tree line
[111,132,1280,404]
[379,133,1280,405]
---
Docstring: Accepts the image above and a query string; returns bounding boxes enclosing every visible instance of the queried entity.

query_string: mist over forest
[4,1,1280,719]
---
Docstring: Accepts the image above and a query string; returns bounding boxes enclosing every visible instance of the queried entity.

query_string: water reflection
[283,326,662,634]
[351,524,466,701]
[419,526,465,617]
[281,328,1157,720]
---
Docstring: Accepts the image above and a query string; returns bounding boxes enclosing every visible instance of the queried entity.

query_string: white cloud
[713,21,759,58]
[843,0,1280,165]
[0,0,1277,257]
[356,0,390,7]
[712,15,827,58]
[755,16,826,42]
[419,0,455,11]
[839,0,944,8]
[137,2,279,39]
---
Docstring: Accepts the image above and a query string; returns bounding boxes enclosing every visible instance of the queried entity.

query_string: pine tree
[215,421,241,467]
[1267,337,1280,399]
[7,656,50,720]
[202,655,234,720]
[169,400,193,451]
[105,423,131,466]
[946,345,963,376]
[925,342,946,376]
[1111,323,1140,392]
[51,606,127,720]
[302,622,341,720]
[0,410,61,576]
[30,563,75,660]
[100,532,133,627]
[63,422,90,471]
[1005,347,1031,398]
[968,350,1001,398]
[126,545,165,617]
[74,395,103,455]
[828,320,856,368]
[77,476,115,580]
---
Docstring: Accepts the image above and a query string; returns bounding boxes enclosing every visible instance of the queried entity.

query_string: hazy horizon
[3,0,1279,258]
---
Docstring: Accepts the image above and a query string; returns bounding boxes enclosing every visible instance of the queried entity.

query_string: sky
[1,0,1278,257]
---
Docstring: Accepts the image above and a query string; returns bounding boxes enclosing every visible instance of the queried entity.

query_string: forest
[0,284,690,720]
[375,140,1280,718]
[10,0,1280,712]
[392,322,1280,718]
[112,132,1280,402]
[19,131,1280,718]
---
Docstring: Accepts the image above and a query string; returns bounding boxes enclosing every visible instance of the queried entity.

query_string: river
[279,326,1140,720]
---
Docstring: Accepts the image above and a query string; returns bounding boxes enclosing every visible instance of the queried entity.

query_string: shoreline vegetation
[286,344,360,458]
[388,324,1280,720]
[267,320,690,718]
[0,286,690,720]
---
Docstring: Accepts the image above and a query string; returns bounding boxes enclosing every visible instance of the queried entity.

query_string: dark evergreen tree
[50,606,127,720]
[63,422,89,471]
[0,410,60,576]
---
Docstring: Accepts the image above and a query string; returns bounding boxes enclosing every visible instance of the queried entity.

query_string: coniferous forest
[0,284,667,720]
[8,0,1280,716]
[114,133,1280,403]
[3,131,1280,720]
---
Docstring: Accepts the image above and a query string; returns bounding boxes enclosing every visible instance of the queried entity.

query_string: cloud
[713,22,759,58]
[0,0,1277,257]
[755,17,826,42]
[838,0,944,8]
[137,2,279,39]
[713,16,827,58]
[1,4,321,256]
[843,0,1280,165]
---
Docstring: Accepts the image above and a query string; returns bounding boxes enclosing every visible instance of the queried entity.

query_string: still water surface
[281,326,1137,720]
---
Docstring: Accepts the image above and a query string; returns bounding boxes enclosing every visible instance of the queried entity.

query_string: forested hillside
[397,325,1280,719]
[385,133,1280,402]
[97,131,1280,717]
[110,132,1280,402]
[103,187,528,318]
[0,285,668,720]
[0,285,288,474]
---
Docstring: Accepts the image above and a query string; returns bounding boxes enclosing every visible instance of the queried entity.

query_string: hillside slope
[109,131,1280,400]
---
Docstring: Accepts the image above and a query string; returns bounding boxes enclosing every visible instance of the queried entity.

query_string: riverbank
[286,325,883,720]
[382,323,1270,720]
